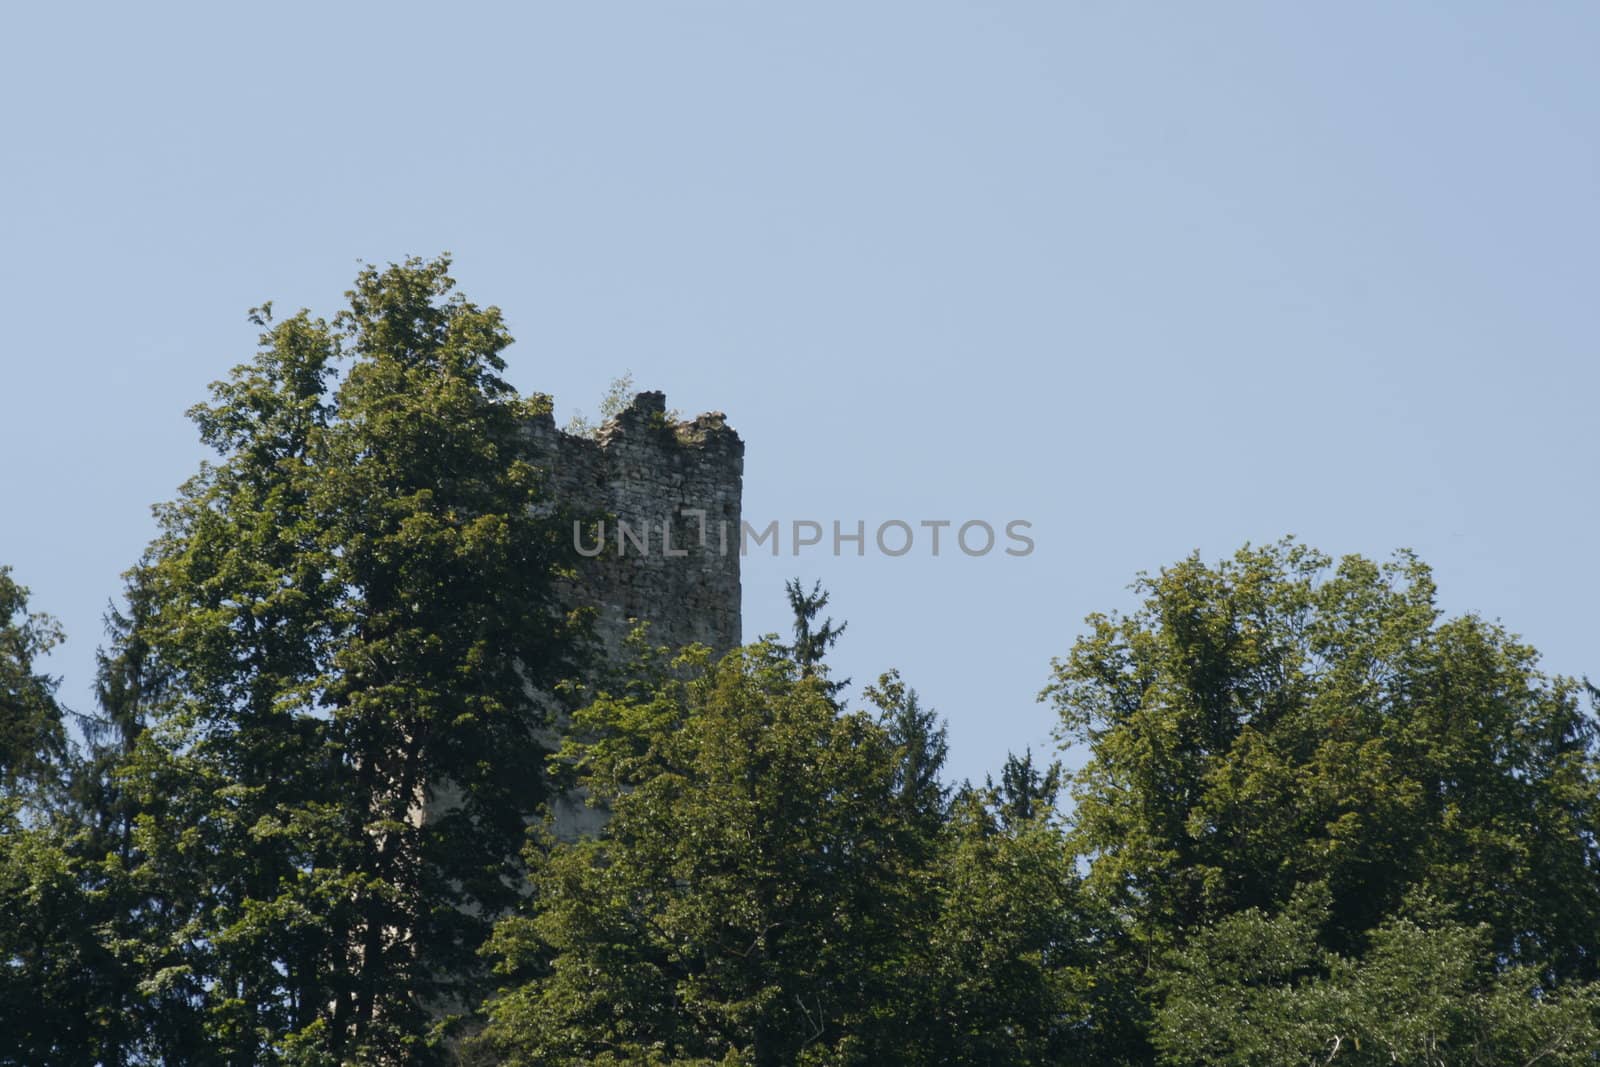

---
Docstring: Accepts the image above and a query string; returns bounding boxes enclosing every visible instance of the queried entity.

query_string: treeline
[3,258,1600,1065]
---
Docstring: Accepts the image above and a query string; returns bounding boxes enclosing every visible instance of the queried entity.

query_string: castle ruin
[522,389,744,834]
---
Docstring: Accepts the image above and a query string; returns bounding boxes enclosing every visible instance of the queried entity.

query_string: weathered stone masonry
[524,390,743,660]
[415,392,742,1027]
[521,391,743,839]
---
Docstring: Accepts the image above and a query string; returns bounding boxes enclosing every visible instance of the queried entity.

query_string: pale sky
[3,3,1596,784]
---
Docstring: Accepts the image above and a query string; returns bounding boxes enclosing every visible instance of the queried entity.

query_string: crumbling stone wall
[416,392,743,1028]
[524,390,743,838]
[525,390,743,659]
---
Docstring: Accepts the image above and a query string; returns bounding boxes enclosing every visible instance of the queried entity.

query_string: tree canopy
[3,262,1598,1065]
[1045,540,1600,1062]
[473,642,1090,1067]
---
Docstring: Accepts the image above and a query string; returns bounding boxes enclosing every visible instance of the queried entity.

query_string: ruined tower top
[524,391,744,658]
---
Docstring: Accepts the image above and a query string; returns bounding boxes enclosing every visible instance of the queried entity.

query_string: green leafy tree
[0,569,97,1064]
[474,641,929,1066]
[47,566,198,1066]
[476,636,1099,1066]
[1045,540,1600,1060]
[77,566,168,864]
[893,775,1092,1066]
[1155,886,1600,1065]
[105,256,584,1063]
[0,567,67,799]
[0,571,173,1066]
[0,806,103,1065]
[865,670,949,837]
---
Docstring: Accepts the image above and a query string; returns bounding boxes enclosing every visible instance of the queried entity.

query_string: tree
[0,567,67,800]
[474,641,926,1066]
[312,254,583,1056]
[0,571,171,1066]
[0,804,101,1065]
[475,633,1102,1066]
[784,579,848,702]
[0,569,98,1065]
[563,371,679,438]
[864,670,949,838]
[104,256,585,1063]
[41,565,198,1066]
[1045,540,1600,1059]
[984,748,1063,832]
[894,771,1092,1066]
[1155,886,1600,1066]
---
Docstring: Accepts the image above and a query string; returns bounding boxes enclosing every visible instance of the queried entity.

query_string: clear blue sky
[3,3,1596,784]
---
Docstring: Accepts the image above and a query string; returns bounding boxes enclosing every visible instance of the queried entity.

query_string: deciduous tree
[1046,540,1600,1059]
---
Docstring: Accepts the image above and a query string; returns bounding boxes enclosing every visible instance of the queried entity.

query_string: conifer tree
[984,748,1062,832]
[784,578,848,702]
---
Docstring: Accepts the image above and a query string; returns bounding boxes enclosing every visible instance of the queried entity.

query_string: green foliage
[1045,539,1600,1059]
[475,641,917,1065]
[92,255,585,1062]
[475,634,1093,1066]
[784,578,849,702]
[6,272,1600,1067]
[866,670,949,835]
[564,371,680,438]
[1155,887,1600,1065]
[983,747,1063,831]
[0,805,93,1064]
[0,571,164,1065]
[0,567,67,800]
[895,782,1092,1065]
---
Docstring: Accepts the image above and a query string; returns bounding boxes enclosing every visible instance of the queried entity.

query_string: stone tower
[524,389,743,656]
[522,390,744,836]
[414,391,743,1029]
